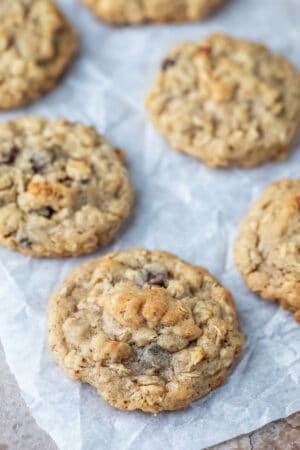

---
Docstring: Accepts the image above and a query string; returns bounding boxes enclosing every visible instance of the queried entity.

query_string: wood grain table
[0,342,299,450]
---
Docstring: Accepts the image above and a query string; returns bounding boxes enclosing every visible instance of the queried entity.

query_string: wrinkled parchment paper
[0,0,300,449]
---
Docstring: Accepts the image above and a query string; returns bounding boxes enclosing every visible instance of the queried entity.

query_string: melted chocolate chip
[32,206,55,218]
[139,343,170,370]
[146,271,167,288]
[7,36,15,49]
[19,237,32,248]
[0,146,19,165]
[23,4,30,16]
[161,58,176,71]
[29,155,47,174]
[58,176,73,187]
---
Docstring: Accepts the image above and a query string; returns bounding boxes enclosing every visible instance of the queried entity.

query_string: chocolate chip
[7,36,15,49]
[161,58,176,71]
[139,343,170,370]
[31,206,55,218]
[58,176,73,187]
[146,271,167,287]
[23,4,30,16]
[19,237,32,248]
[0,146,19,165]
[29,155,48,174]
[80,179,89,185]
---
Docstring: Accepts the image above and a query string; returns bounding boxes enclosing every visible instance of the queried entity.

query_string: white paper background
[0,0,300,449]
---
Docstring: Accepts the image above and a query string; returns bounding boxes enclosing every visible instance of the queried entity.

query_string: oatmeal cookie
[0,0,77,109]
[235,179,300,323]
[146,34,300,168]
[48,249,244,413]
[82,0,225,25]
[0,117,133,257]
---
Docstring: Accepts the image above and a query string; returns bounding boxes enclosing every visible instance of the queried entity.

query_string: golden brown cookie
[82,0,225,25]
[235,179,300,323]
[48,249,244,413]
[0,117,133,257]
[146,34,300,168]
[0,0,77,109]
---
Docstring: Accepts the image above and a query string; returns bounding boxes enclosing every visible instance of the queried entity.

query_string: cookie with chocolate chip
[82,0,225,25]
[0,0,77,109]
[0,117,133,257]
[146,33,300,168]
[235,179,300,323]
[48,249,244,413]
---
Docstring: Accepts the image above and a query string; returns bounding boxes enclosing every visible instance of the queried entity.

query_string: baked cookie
[146,34,300,168]
[235,179,300,323]
[48,249,244,413]
[82,0,225,25]
[0,117,133,257]
[0,0,77,110]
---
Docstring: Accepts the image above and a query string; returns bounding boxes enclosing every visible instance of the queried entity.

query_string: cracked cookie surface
[0,117,133,257]
[0,0,77,109]
[146,34,300,168]
[48,249,244,413]
[235,179,300,323]
[82,0,224,25]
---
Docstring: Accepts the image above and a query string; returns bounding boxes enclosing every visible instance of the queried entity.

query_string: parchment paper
[0,0,300,449]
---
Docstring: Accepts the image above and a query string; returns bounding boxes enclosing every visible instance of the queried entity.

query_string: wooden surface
[0,342,299,450]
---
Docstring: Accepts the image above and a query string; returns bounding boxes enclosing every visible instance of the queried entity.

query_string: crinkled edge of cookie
[234,179,300,323]
[82,0,225,25]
